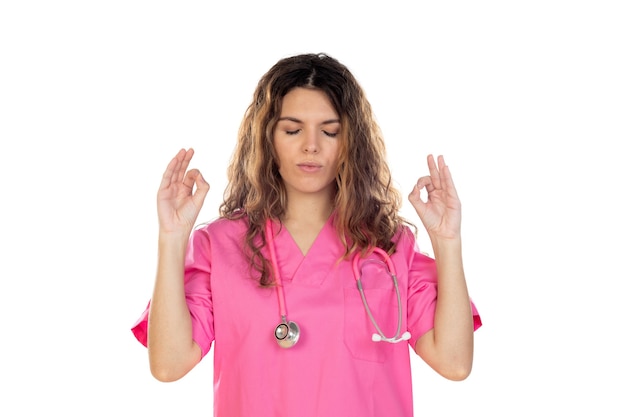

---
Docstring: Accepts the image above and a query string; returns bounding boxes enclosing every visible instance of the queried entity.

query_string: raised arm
[408,154,474,381]
[148,148,210,382]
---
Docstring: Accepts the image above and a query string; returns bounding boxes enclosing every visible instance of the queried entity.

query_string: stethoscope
[265,219,411,348]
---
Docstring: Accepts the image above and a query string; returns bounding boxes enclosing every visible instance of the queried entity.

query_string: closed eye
[323,130,339,138]
[286,129,301,135]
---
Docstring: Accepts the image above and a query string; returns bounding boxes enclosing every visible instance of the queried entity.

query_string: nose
[303,130,320,154]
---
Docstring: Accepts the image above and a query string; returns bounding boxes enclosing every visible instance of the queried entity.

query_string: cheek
[272,141,284,169]
[329,145,341,171]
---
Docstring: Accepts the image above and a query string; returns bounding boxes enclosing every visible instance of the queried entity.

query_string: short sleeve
[405,242,482,349]
[130,226,215,358]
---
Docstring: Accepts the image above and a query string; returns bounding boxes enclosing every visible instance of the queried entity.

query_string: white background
[1,1,625,415]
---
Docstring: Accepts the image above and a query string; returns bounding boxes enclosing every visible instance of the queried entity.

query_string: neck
[281,191,334,256]
[283,190,334,226]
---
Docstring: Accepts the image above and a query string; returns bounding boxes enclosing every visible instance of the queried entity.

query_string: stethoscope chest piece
[275,319,300,348]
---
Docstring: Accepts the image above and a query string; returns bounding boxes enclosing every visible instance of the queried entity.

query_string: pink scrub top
[132,215,481,417]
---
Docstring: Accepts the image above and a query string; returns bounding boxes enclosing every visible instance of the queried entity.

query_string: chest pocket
[343,260,399,362]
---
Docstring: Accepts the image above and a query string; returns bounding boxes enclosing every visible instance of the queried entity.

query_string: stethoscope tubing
[352,248,409,343]
[266,219,410,346]
[265,220,288,321]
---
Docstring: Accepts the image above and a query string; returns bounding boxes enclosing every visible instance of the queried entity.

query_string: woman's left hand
[408,154,462,240]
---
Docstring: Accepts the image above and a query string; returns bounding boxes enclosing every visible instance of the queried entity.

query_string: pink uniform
[132,215,481,417]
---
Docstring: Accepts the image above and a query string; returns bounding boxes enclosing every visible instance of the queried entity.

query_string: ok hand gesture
[157,148,210,235]
[408,155,462,241]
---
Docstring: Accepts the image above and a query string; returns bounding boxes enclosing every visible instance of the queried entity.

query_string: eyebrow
[277,116,340,125]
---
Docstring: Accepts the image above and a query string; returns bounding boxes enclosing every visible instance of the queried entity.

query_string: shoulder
[393,224,435,264]
[393,224,417,250]
[190,216,249,248]
[196,216,248,234]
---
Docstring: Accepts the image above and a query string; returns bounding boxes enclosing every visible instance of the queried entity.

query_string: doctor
[132,53,481,417]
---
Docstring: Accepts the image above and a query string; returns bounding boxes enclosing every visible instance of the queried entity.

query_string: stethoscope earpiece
[372,331,411,343]
[275,320,300,348]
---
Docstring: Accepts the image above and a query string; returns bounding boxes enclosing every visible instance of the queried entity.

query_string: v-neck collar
[269,213,343,286]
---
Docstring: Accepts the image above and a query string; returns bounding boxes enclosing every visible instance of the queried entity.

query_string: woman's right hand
[157,148,210,235]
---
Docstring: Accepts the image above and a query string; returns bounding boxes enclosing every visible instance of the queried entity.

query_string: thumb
[192,171,210,207]
[408,183,421,206]
[408,184,426,217]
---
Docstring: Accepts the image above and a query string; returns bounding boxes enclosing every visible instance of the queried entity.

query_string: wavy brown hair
[219,53,413,286]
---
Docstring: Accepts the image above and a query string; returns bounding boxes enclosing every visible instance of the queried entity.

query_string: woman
[132,53,481,417]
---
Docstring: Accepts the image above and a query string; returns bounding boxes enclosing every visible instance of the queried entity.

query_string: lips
[297,162,322,172]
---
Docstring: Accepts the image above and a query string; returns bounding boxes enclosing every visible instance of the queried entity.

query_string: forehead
[280,88,338,118]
